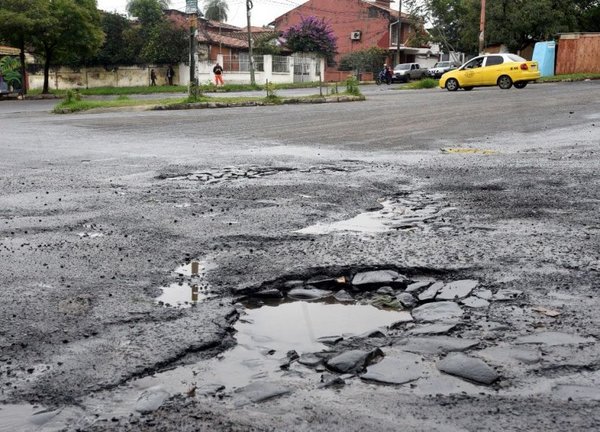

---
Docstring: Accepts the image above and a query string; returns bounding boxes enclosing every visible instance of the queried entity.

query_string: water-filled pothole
[296,192,455,234]
[155,261,216,308]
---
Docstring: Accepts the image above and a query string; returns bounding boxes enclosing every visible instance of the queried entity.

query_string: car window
[462,57,483,70]
[507,54,526,62]
[485,56,504,66]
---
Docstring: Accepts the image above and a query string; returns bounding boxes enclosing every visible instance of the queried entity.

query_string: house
[270,0,438,81]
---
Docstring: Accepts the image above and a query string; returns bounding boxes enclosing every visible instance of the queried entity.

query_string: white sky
[96,0,306,28]
[97,0,402,28]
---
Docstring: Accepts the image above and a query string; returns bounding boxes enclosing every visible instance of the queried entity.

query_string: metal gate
[293,58,312,82]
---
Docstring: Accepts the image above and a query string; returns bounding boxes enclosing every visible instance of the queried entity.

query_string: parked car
[426,61,459,78]
[392,63,427,82]
[439,54,540,91]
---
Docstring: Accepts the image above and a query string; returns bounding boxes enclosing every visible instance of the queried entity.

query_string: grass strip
[537,73,600,82]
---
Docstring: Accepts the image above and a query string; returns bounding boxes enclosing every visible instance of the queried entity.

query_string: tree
[253,33,282,56]
[0,0,47,94]
[141,19,188,64]
[204,0,229,54]
[30,0,104,93]
[126,0,169,26]
[338,47,387,75]
[282,16,337,61]
[423,0,598,55]
[89,11,135,66]
[204,0,228,22]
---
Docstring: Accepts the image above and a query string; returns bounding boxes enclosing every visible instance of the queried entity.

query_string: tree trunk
[19,36,27,95]
[42,48,52,94]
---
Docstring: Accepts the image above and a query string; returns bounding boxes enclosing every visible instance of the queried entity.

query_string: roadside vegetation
[538,73,600,82]
[52,83,363,113]
[399,78,439,90]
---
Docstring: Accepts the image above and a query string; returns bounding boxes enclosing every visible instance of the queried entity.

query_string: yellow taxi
[439,54,540,91]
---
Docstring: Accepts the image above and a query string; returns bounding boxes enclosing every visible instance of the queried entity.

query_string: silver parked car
[426,61,460,78]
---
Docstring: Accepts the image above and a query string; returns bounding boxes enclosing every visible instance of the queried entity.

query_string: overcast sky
[96,0,306,28]
[97,0,402,28]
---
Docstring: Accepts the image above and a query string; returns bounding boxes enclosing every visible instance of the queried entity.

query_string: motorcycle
[375,69,392,85]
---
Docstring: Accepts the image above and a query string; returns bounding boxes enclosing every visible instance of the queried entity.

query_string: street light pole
[186,0,198,95]
[479,0,486,55]
[246,0,256,85]
[396,0,402,65]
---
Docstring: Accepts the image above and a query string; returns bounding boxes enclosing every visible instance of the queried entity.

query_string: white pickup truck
[392,63,428,82]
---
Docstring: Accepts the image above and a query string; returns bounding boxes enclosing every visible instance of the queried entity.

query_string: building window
[368,7,379,18]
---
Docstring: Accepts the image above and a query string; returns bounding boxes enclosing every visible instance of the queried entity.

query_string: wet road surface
[1,82,599,431]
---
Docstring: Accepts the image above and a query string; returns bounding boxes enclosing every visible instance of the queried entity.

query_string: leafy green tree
[253,33,282,56]
[338,47,387,74]
[126,0,169,26]
[141,19,188,64]
[89,11,135,66]
[282,16,337,61]
[30,0,104,93]
[424,0,598,55]
[0,0,47,94]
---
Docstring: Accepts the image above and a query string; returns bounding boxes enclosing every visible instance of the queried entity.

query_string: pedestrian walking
[213,62,224,86]
[150,69,157,86]
[166,65,175,85]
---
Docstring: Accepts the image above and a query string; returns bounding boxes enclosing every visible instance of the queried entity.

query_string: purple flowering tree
[282,16,338,61]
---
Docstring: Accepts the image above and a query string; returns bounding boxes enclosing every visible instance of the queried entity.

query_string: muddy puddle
[296,193,455,235]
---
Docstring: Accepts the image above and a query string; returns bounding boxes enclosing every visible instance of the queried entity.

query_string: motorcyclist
[383,64,392,83]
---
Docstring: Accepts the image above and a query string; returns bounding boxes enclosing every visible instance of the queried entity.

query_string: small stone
[376,286,395,295]
[437,353,499,385]
[334,290,354,303]
[298,353,323,368]
[135,387,170,413]
[493,289,523,301]
[396,292,417,308]
[474,289,493,300]
[234,381,290,405]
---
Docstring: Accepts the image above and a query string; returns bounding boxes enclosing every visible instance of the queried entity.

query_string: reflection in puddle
[79,301,410,420]
[296,194,454,235]
[156,261,215,308]
[155,283,213,308]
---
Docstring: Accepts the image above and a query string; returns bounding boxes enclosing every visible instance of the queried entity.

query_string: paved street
[1,82,599,431]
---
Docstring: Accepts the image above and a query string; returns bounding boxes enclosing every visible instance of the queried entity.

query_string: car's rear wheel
[498,75,513,89]
[514,81,527,89]
[445,78,459,91]
[463,87,473,91]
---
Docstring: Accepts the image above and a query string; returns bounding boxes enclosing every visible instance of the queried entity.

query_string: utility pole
[246,0,256,85]
[186,0,198,95]
[479,0,486,55]
[396,0,402,65]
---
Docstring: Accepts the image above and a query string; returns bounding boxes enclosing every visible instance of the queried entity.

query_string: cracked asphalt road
[1,82,599,431]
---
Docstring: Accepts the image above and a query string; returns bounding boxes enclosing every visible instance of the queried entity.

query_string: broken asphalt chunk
[361,352,427,385]
[326,348,384,373]
[436,280,478,300]
[412,301,464,322]
[437,353,499,385]
[352,270,408,289]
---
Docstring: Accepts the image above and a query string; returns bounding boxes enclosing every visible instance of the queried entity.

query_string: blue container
[532,41,556,77]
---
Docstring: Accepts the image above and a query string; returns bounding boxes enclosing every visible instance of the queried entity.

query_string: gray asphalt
[1,81,599,431]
